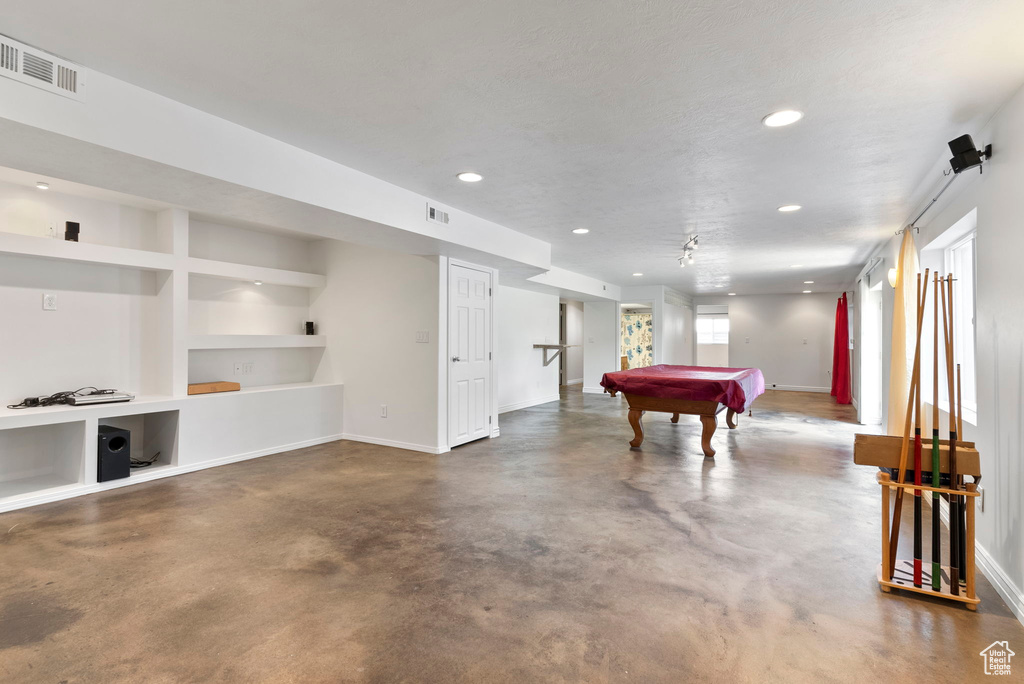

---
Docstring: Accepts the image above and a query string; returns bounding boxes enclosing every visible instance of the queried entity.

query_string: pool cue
[943,273,960,595]
[888,269,928,575]
[913,275,924,588]
[957,362,967,586]
[931,273,942,591]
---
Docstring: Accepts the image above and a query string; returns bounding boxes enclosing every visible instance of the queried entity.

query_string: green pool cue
[931,274,941,591]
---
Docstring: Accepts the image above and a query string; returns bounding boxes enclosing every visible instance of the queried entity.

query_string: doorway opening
[559,299,584,388]
[620,302,654,369]
[696,305,729,367]
[860,281,883,425]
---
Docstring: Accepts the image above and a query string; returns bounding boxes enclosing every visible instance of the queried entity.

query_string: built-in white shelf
[0,473,80,501]
[185,381,341,398]
[0,231,174,272]
[188,334,327,350]
[0,395,180,431]
[187,256,325,288]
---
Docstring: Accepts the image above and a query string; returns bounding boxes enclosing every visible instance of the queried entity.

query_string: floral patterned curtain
[621,313,654,368]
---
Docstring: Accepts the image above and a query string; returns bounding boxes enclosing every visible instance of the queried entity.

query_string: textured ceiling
[4,0,1024,294]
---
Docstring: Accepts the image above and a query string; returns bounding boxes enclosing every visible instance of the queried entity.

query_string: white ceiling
[5,0,1024,294]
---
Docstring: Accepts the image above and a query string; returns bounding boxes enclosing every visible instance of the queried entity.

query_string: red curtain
[831,293,852,404]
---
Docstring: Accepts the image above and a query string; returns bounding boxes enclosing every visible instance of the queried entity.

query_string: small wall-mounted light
[887,268,898,288]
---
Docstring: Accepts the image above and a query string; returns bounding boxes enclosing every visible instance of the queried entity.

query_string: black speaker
[97,425,131,482]
[65,221,80,242]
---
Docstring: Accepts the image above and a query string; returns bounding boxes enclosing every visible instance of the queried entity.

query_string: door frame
[445,258,497,448]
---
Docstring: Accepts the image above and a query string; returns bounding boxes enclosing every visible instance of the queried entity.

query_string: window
[696,315,729,345]
[946,231,977,415]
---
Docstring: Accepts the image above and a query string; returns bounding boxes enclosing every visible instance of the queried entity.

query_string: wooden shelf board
[188,335,327,350]
[0,231,174,272]
[187,257,325,288]
[878,560,979,607]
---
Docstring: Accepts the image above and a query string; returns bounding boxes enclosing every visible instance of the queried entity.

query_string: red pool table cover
[600,365,765,413]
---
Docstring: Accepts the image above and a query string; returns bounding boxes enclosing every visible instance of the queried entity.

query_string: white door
[449,264,492,447]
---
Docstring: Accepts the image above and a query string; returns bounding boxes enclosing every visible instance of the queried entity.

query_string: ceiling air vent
[0,34,85,101]
[426,202,450,225]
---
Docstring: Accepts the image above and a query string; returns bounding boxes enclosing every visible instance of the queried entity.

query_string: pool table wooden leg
[726,409,738,429]
[670,413,680,423]
[628,409,645,447]
[700,414,717,458]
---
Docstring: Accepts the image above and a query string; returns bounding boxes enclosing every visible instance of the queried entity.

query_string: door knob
[452,356,461,362]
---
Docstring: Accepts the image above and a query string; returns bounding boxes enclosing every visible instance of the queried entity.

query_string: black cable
[130,452,162,469]
[6,387,117,409]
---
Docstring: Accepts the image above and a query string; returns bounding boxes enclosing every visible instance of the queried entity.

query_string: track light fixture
[678,235,699,267]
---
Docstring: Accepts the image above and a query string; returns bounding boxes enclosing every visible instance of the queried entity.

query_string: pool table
[600,365,765,457]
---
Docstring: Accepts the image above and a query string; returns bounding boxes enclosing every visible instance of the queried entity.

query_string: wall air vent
[0,34,85,101]
[426,202,450,225]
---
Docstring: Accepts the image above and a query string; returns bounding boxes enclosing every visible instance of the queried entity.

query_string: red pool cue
[943,274,960,595]
[912,278,924,588]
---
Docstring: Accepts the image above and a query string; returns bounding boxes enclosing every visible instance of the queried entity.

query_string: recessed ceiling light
[36,182,49,190]
[803,290,812,293]
[632,273,643,277]
[572,228,589,234]
[254,280,263,286]
[763,110,803,127]
[728,292,737,296]
[790,264,803,268]
[778,205,802,212]
[804,280,814,284]
[456,172,483,183]
[715,285,724,288]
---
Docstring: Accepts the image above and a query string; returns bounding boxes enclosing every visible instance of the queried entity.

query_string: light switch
[42,293,57,311]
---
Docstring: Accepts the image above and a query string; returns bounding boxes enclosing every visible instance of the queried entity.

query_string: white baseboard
[0,433,345,514]
[498,394,561,414]
[938,498,1024,626]
[566,378,583,385]
[766,385,831,393]
[582,386,610,395]
[341,433,448,454]
[490,427,500,438]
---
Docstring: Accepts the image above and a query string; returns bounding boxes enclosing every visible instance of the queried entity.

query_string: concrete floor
[1,389,1021,682]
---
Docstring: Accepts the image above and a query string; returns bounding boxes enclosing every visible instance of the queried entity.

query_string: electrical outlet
[42,293,57,311]
[380,404,388,418]
[415,331,429,343]
[242,362,255,375]
[978,485,985,512]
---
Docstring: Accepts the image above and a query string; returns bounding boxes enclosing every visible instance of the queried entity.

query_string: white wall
[694,293,840,391]
[696,343,729,367]
[661,295,692,365]
[583,300,619,393]
[563,299,584,384]
[310,241,442,453]
[856,81,1024,621]
[496,286,560,413]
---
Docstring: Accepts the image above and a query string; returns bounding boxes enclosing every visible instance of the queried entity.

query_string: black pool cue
[957,362,967,586]
[888,270,928,576]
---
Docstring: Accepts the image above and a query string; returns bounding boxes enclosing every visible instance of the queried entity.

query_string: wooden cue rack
[854,433,981,609]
